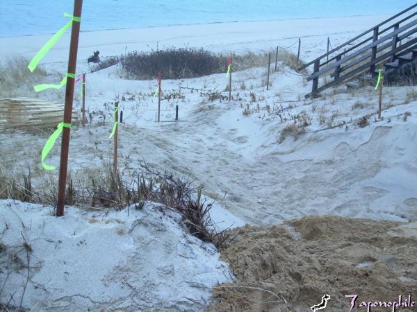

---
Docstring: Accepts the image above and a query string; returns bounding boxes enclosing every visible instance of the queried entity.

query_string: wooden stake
[229,59,232,102]
[113,102,119,175]
[82,73,86,127]
[267,53,271,90]
[56,0,83,217]
[175,105,178,121]
[275,46,279,71]
[157,71,161,122]
[378,72,384,120]
[297,38,301,62]
[327,37,330,63]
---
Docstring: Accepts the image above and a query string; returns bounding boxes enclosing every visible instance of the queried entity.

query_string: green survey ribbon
[153,86,159,97]
[34,73,76,92]
[109,107,120,138]
[375,69,383,90]
[226,64,232,78]
[28,14,81,72]
[109,121,119,138]
[41,122,71,170]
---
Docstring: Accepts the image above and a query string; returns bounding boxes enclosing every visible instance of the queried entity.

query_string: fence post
[312,59,320,97]
[267,53,271,90]
[229,59,232,101]
[378,70,384,120]
[82,73,86,127]
[297,38,301,62]
[56,0,83,217]
[275,46,279,71]
[370,27,379,76]
[113,102,119,175]
[334,55,342,80]
[390,23,399,62]
[327,37,330,63]
[158,71,161,122]
[175,105,178,121]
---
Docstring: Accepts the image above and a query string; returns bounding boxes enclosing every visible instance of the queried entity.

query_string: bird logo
[311,294,331,311]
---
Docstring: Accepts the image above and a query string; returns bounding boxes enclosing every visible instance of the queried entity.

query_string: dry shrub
[279,124,306,143]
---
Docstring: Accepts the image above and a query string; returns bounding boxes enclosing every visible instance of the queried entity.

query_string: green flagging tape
[28,13,81,72]
[113,106,119,117]
[41,122,71,170]
[34,73,75,92]
[226,64,232,78]
[375,69,383,90]
[80,82,85,98]
[153,86,159,97]
[109,121,119,138]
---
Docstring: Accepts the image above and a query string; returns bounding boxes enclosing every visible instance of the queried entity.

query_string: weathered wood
[390,23,400,62]
[299,3,417,70]
[306,37,417,97]
[311,59,320,96]
[0,98,78,129]
[267,53,271,90]
[307,20,417,81]
[370,27,379,75]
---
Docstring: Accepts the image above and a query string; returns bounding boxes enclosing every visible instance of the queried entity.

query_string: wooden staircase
[299,4,417,98]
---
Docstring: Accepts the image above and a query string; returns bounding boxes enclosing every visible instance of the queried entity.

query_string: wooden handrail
[299,3,417,70]
[320,12,417,68]
[307,19,417,81]
[306,38,417,97]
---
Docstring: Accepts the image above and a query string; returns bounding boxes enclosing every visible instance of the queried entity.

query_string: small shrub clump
[121,48,224,80]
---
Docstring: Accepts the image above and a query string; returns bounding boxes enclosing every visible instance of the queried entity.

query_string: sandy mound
[209,216,417,312]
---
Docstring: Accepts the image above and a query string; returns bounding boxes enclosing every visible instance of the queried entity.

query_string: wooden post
[56,0,83,217]
[82,73,86,127]
[267,53,271,90]
[370,27,379,76]
[297,38,301,62]
[378,71,384,120]
[390,23,399,62]
[334,55,342,80]
[120,111,123,123]
[113,102,119,175]
[311,59,320,97]
[229,58,232,102]
[275,46,279,71]
[327,37,330,63]
[157,71,161,122]
[175,105,178,121]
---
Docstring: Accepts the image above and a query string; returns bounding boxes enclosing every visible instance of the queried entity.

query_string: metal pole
[57,0,83,217]
[275,46,278,71]
[157,71,161,122]
[82,73,86,127]
[267,53,271,90]
[113,102,119,175]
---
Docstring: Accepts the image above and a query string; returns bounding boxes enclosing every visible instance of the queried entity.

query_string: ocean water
[0,0,415,38]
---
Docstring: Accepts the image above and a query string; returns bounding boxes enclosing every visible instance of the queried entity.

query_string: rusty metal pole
[113,102,119,175]
[82,73,86,127]
[56,0,83,217]
[229,60,232,102]
[157,71,161,122]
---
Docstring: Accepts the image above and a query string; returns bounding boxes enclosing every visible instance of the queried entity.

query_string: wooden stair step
[398,54,413,62]
[385,60,400,68]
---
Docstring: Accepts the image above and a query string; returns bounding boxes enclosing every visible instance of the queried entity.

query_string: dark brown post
[370,27,379,76]
[267,53,271,90]
[157,71,161,122]
[175,105,178,121]
[113,102,119,175]
[275,46,278,71]
[57,0,83,217]
[82,72,86,127]
[297,38,301,62]
[312,59,320,97]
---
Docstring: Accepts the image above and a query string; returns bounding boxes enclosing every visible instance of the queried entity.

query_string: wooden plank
[306,37,417,97]
[299,4,417,70]
[307,20,417,81]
